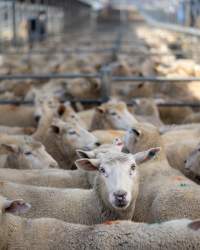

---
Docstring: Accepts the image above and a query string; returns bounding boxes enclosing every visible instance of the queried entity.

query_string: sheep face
[112,61,132,76]
[76,137,123,159]
[2,142,58,169]
[57,102,86,127]
[66,78,100,99]
[96,100,138,130]
[185,146,200,176]
[34,94,60,123]
[51,119,100,153]
[76,148,160,211]
[133,98,159,116]
[124,123,161,153]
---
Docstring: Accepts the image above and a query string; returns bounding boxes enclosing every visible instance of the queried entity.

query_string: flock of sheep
[1,14,200,250]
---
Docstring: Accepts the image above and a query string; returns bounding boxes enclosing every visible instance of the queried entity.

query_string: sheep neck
[1,214,23,248]
[33,107,54,141]
[93,175,136,222]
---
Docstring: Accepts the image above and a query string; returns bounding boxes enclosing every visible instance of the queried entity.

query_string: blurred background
[1,0,200,49]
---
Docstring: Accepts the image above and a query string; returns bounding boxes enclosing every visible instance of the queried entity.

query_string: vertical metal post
[12,0,17,47]
[100,66,112,102]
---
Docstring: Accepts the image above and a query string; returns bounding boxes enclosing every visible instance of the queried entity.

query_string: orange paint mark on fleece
[173,176,184,181]
[103,220,120,225]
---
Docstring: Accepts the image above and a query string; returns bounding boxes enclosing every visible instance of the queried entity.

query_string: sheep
[0,148,160,224]
[159,105,193,125]
[77,108,95,130]
[183,112,200,124]
[0,141,58,169]
[162,127,200,146]
[0,125,35,135]
[57,101,87,129]
[132,98,164,127]
[185,143,200,182]
[124,122,200,222]
[0,104,36,127]
[1,197,200,250]
[165,139,198,176]
[90,100,138,131]
[111,61,133,76]
[40,118,100,169]
[92,130,126,144]
[33,99,87,142]
[0,139,124,188]
[33,93,60,125]
[0,168,90,189]
[66,78,101,99]
[159,123,200,134]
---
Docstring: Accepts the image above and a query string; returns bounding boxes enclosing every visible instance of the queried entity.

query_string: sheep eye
[99,167,107,176]
[131,164,136,171]
[68,130,76,135]
[25,152,32,156]
[110,112,117,116]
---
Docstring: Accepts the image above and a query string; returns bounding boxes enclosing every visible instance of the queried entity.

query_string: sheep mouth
[194,175,200,182]
[114,200,129,209]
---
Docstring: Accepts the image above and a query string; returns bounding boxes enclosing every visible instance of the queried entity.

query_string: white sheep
[124,122,200,222]
[0,148,159,224]
[37,118,100,169]
[0,139,123,188]
[1,196,200,250]
[0,141,58,169]
[185,143,200,182]
[90,100,138,131]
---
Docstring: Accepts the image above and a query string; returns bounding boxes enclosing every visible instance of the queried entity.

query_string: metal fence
[135,0,200,28]
[1,1,200,108]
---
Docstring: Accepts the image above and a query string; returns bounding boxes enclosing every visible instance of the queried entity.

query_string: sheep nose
[114,191,127,201]
[35,115,41,123]
[95,142,101,147]
[49,160,59,168]
[184,160,187,164]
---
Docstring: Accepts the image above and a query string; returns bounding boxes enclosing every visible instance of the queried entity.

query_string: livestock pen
[1,0,200,249]
[0,0,200,108]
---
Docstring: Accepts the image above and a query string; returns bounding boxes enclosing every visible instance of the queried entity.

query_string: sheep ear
[131,128,141,137]
[3,199,31,215]
[96,107,105,114]
[57,104,66,116]
[134,147,161,165]
[75,158,100,171]
[51,125,60,134]
[137,82,144,89]
[188,220,200,231]
[76,150,95,159]
[0,144,19,154]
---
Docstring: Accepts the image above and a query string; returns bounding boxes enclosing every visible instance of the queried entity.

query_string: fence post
[100,66,112,102]
[12,0,17,47]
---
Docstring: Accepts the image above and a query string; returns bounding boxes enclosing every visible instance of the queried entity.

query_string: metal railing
[1,2,200,108]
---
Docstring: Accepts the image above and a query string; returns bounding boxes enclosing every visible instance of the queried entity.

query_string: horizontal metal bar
[0,48,114,55]
[112,76,200,82]
[0,74,200,82]
[71,100,200,108]
[119,50,187,56]
[0,99,200,108]
[0,48,185,57]
[0,73,100,80]
[140,9,200,38]
[157,102,200,108]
